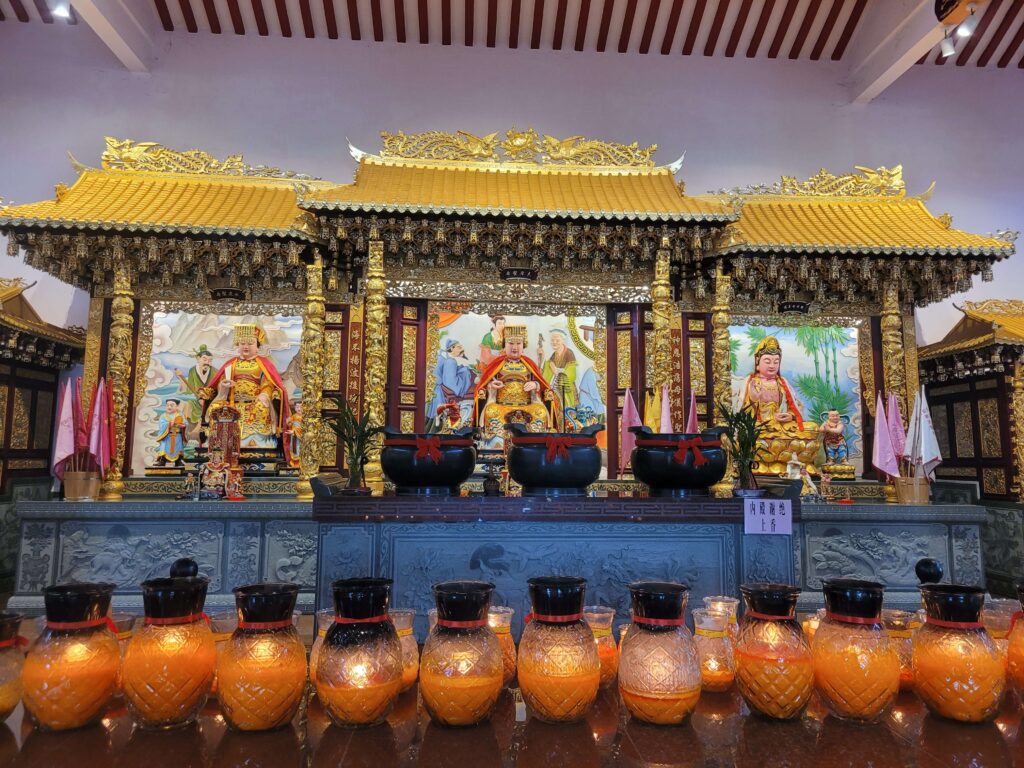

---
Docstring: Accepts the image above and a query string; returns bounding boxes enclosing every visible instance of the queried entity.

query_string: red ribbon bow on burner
[512,435,596,461]
[415,436,443,464]
[673,437,718,466]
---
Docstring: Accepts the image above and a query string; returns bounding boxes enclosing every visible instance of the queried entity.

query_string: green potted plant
[716,399,768,497]
[325,402,386,493]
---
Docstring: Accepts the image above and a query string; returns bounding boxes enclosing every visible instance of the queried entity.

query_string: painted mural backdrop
[427,311,606,450]
[131,310,303,473]
[729,324,864,473]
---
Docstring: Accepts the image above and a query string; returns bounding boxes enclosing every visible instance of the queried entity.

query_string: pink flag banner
[685,392,699,433]
[887,392,907,460]
[73,377,88,456]
[52,380,75,480]
[872,391,900,480]
[619,387,642,475]
[88,379,111,479]
[659,385,673,433]
[906,385,943,480]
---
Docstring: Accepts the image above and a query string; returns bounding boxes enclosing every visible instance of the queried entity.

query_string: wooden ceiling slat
[956,0,1002,65]
[767,0,799,58]
[997,11,1024,66]
[394,0,405,42]
[660,0,684,54]
[273,0,290,35]
[809,0,843,60]
[298,0,315,36]
[0,8,5,21]
[31,0,52,23]
[725,0,754,57]
[830,0,866,60]
[509,0,521,47]
[531,0,545,48]
[618,0,639,53]
[371,0,384,40]
[323,0,338,37]
[596,0,616,53]
[487,0,498,46]
[638,0,661,53]
[746,0,775,57]
[154,0,175,30]
[251,0,269,35]
[417,0,428,42]
[347,0,362,39]
[788,0,822,59]
[202,0,222,33]
[574,0,591,50]
[977,0,1023,66]
[227,0,246,33]
[464,0,473,44]
[178,0,199,32]
[441,0,451,44]
[8,0,29,22]
[682,0,708,56]
[704,0,732,56]
[552,0,568,49]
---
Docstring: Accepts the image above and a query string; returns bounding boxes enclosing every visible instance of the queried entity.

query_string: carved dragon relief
[100,137,318,180]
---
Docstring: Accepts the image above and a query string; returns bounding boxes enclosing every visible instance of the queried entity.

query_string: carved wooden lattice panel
[953,401,975,458]
[978,399,1002,458]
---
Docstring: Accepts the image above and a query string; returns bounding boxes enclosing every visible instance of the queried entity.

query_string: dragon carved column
[296,251,326,500]
[650,245,675,398]
[362,240,388,495]
[1012,367,1024,504]
[99,250,134,501]
[881,282,908,423]
[711,267,734,497]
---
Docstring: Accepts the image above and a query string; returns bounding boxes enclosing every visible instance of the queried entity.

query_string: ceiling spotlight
[957,3,979,37]
[52,4,71,18]
[940,30,956,57]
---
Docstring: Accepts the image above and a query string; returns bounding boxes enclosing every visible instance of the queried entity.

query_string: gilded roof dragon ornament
[100,137,318,179]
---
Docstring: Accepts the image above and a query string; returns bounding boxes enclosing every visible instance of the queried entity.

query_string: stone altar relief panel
[803,522,949,590]
[56,521,223,591]
[263,521,317,589]
[318,524,378,608]
[378,522,737,637]
[17,521,57,594]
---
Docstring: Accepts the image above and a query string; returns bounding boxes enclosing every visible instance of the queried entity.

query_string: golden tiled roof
[302,156,734,222]
[0,278,84,347]
[0,168,320,239]
[716,196,1013,257]
[920,300,1024,360]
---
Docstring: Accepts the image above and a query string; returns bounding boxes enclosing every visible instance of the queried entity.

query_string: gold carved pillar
[711,267,733,497]
[1012,366,1024,504]
[100,252,134,501]
[296,252,326,500]
[881,282,908,421]
[650,246,674,393]
[362,240,388,495]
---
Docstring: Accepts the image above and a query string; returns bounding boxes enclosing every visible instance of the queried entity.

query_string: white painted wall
[1,22,1021,342]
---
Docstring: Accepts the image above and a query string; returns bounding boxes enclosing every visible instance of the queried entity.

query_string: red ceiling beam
[274,0,291,35]
[371,0,384,40]
[227,0,246,33]
[638,0,661,53]
[788,0,821,59]
[251,0,270,35]
[552,0,568,49]
[725,0,754,57]
[298,0,315,37]
[31,0,52,23]
[746,0,775,57]
[153,0,174,30]
[464,0,473,45]
[179,0,199,32]
[323,0,338,38]
[417,0,428,43]
[618,0,639,52]
[809,0,843,60]
[831,0,866,60]
[441,0,452,44]
[997,10,1024,66]
[596,0,615,52]
[487,0,498,46]
[704,0,731,56]
[660,0,684,54]
[7,0,29,22]
[956,0,1002,65]
[977,0,1023,66]
[202,0,222,33]
[394,0,406,42]
[682,0,708,55]
[574,0,591,50]
[531,0,546,48]
[767,0,799,58]
[509,0,521,47]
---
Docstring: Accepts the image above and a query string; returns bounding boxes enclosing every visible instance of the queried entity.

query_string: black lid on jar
[233,582,299,624]
[331,577,392,620]
[141,576,210,620]
[740,583,801,618]
[628,581,689,621]
[920,584,985,624]
[0,612,23,643]
[43,582,115,623]
[822,579,886,621]
[433,581,495,623]
[527,576,587,620]
[170,557,200,578]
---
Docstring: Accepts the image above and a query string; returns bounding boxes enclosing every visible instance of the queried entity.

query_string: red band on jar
[632,614,686,627]
[0,636,28,649]
[47,616,120,632]
[746,611,794,622]
[925,617,983,630]
[436,618,488,629]
[826,612,881,625]
[144,612,210,627]
[334,614,390,624]
[524,612,583,624]
[237,618,294,630]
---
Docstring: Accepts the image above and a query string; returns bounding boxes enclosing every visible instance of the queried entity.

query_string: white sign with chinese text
[743,498,793,535]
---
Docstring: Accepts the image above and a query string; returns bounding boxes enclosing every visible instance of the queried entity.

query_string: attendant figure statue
[737,336,805,433]
[474,324,557,446]
[154,398,187,467]
[175,344,215,443]
[478,315,506,368]
[541,328,578,411]
[429,338,476,432]
[201,324,292,463]
[285,400,302,468]
[819,410,850,465]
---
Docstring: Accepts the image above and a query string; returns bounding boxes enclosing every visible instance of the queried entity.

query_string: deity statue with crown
[735,335,820,475]
[474,324,558,447]
[199,324,293,465]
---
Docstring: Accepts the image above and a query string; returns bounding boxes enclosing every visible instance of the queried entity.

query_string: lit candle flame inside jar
[584,606,619,688]
[693,608,735,692]
[389,608,420,692]
[487,605,518,687]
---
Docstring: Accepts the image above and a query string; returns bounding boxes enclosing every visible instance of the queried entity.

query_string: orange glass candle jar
[882,608,920,691]
[735,583,813,720]
[217,583,308,731]
[420,581,503,726]
[313,577,403,727]
[913,584,1005,723]
[487,606,517,687]
[309,607,333,685]
[982,597,1016,667]
[812,579,899,722]
[584,605,619,688]
[704,596,740,641]
[0,613,25,722]
[517,576,600,723]
[122,576,216,729]
[390,609,419,692]
[22,583,120,731]
[1006,583,1024,693]
[619,581,701,725]
[693,608,735,692]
